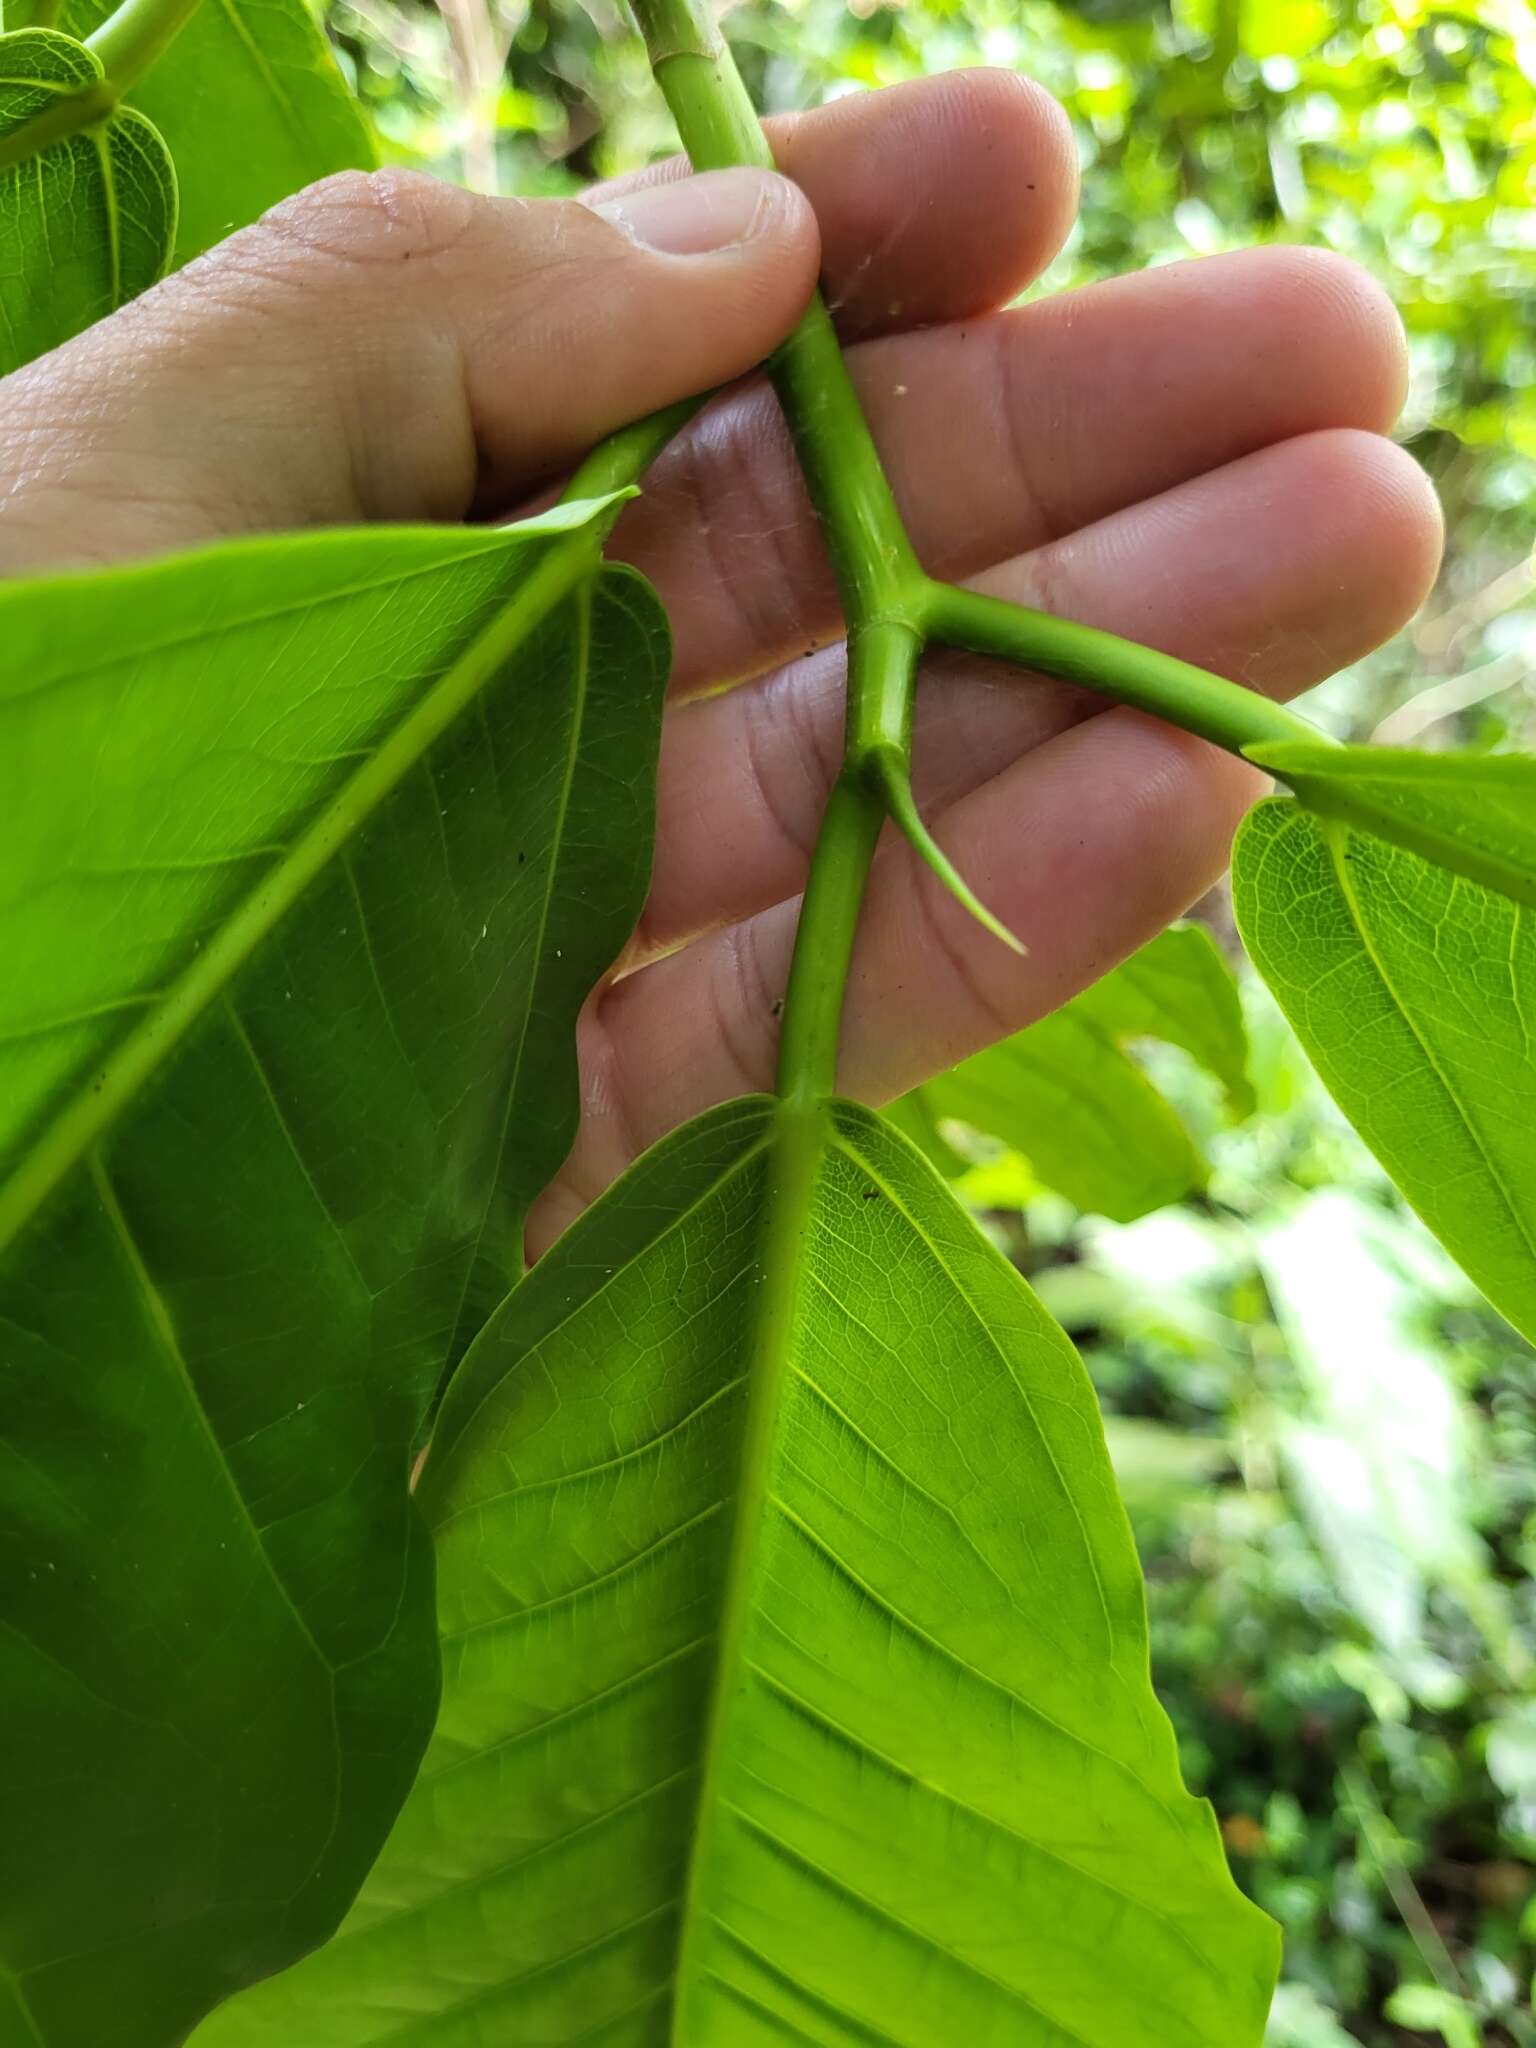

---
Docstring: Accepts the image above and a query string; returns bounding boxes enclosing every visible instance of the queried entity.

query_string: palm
[526,69,1438,1250]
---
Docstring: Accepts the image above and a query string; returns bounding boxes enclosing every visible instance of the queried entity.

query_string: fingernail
[591,168,785,255]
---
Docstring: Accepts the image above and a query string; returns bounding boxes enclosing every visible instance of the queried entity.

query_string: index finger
[585,67,1079,340]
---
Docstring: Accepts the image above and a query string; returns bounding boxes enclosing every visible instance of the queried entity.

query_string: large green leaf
[1071,922,1254,1119]
[1249,742,1536,909]
[0,29,175,373]
[64,0,375,262]
[0,502,668,2047]
[199,1095,1278,2045]
[921,1006,1207,1219]
[902,924,1251,1221]
[1233,797,1536,1344]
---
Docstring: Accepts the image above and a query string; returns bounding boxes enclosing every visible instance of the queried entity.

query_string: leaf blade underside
[1248,742,1536,909]
[64,0,375,261]
[901,923,1251,1221]
[198,1096,1278,2047]
[1233,797,1536,1344]
[0,509,668,2046]
[0,28,176,374]
[1071,922,1253,1120]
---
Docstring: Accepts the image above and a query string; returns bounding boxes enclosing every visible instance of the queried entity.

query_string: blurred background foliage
[320,0,1533,2038]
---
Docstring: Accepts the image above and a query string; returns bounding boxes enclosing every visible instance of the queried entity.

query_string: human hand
[0,70,1442,1257]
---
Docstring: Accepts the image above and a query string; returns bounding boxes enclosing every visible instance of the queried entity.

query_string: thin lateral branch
[920,578,1328,759]
[562,398,704,503]
[86,0,202,96]
[1340,1763,1469,2003]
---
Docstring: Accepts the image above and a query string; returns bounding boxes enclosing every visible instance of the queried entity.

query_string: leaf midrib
[0,1965,46,2048]
[0,526,599,1251]
[211,0,316,155]
[1324,819,1536,1279]
[666,1093,828,2043]
[666,1100,1148,2038]
[0,530,521,706]
[439,577,594,1367]
[86,1148,338,1669]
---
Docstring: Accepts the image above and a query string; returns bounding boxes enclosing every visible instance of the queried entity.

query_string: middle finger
[631,425,1442,959]
[610,245,1407,699]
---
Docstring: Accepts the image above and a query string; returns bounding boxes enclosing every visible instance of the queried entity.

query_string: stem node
[622,0,1327,1108]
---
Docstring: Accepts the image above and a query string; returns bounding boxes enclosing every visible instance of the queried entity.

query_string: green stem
[630,0,926,1101]
[0,80,115,169]
[774,626,919,1104]
[625,0,1338,1106]
[772,777,884,1106]
[85,0,201,94]
[921,580,1329,757]
[631,0,918,635]
[562,396,703,503]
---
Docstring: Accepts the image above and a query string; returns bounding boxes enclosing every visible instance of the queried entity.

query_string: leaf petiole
[919,578,1329,757]
[84,0,201,96]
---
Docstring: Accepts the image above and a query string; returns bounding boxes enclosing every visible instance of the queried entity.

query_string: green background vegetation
[315,0,1536,2039]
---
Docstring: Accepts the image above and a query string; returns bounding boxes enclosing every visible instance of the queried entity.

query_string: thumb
[0,165,819,575]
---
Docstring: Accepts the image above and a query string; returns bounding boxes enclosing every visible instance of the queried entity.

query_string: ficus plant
[0,0,1531,2039]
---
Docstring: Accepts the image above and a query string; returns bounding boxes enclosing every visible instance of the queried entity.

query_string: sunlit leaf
[1233,797,1536,1344]
[1266,1983,1361,2048]
[905,925,1250,1222]
[1103,1416,1234,1509]
[1073,922,1254,1118]
[0,499,667,2046]
[1250,743,1536,910]
[1382,1985,1483,2048]
[922,1007,1206,1220]
[65,0,375,261]
[199,1095,1278,2046]
[0,28,175,373]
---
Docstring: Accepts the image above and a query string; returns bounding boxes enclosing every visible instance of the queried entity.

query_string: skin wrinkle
[990,312,1057,553]
[707,917,780,1103]
[687,406,814,684]
[571,992,662,1221]
[739,651,834,872]
[251,166,486,267]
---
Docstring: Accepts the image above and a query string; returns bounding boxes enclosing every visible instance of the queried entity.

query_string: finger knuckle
[252,167,481,271]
